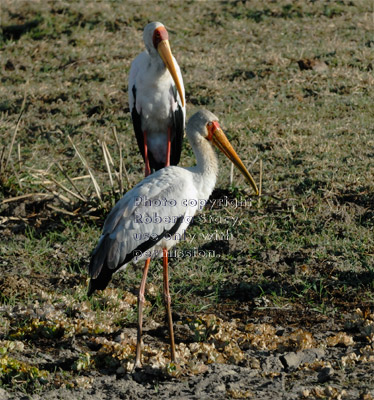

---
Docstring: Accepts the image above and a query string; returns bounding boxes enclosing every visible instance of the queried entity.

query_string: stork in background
[129,22,185,177]
[88,110,258,369]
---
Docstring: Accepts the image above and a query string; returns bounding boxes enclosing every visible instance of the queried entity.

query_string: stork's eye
[153,29,163,48]
[153,27,169,49]
[206,122,214,141]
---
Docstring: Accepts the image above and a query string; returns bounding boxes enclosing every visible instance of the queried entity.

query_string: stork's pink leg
[143,131,151,177]
[165,127,171,167]
[162,248,176,362]
[134,257,151,370]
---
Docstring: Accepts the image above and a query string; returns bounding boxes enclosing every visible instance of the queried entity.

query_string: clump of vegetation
[9,319,65,341]
[0,343,49,392]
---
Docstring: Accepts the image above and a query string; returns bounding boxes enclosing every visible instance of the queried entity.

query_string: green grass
[1,0,374,394]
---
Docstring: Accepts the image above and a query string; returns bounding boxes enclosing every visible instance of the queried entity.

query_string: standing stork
[88,110,258,369]
[129,22,185,177]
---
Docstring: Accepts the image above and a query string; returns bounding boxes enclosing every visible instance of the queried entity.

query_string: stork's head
[143,22,185,107]
[187,110,259,195]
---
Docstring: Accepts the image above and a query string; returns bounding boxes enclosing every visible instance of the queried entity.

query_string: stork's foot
[132,359,143,373]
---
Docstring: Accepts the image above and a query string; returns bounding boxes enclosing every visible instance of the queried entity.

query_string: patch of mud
[1,299,374,399]
[3,349,374,399]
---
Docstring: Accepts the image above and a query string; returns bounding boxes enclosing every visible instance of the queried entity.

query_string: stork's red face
[206,121,221,141]
[152,26,169,48]
[206,121,259,195]
[152,26,185,107]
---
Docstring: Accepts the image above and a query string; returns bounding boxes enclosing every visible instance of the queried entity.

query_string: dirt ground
[1,197,374,399]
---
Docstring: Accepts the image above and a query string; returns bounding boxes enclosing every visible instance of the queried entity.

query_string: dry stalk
[249,155,259,169]
[1,193,52,205]
[56,162,88,202]
[70,175,90,181]
[112,126,130,192]
[28,170,79,205]
[47,174,87,202]
[67,135,102,202]
[0,146,5,169]
[0,216,24,224]
[103,140,114,166]
[46,203,78,216]
[2,82,28,174]
[258,159,263,208]
[39,183,72,204]
[17,143,22,168]
[101,139,114,191]
[2,109,24,174]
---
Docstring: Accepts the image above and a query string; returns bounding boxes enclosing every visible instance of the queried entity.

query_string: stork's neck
[189,135,219,197]
[148,50,167,75]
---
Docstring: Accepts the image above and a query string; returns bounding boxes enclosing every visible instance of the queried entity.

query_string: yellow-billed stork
[129,22,185,177]
[88,110,258,369]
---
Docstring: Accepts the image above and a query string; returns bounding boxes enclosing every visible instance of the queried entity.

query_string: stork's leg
[162,248,176,362]
[165,127,171,167]
[143,131,151,177]
[134,257,151,370]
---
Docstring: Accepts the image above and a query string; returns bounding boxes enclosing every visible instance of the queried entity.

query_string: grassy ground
[1,0,374,397]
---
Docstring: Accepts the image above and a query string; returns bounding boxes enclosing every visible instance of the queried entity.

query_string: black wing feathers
[131,84,184,172]
[87,216,184,296]
[171,103,184,166]
[131,85,146,163]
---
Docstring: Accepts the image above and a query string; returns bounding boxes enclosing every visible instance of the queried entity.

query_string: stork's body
[129,22,185,176]
[87,162,215,293]
[88,110,258,369]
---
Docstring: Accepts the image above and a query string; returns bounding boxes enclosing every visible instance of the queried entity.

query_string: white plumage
[128,22,185,174]
[88,166,206,280]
